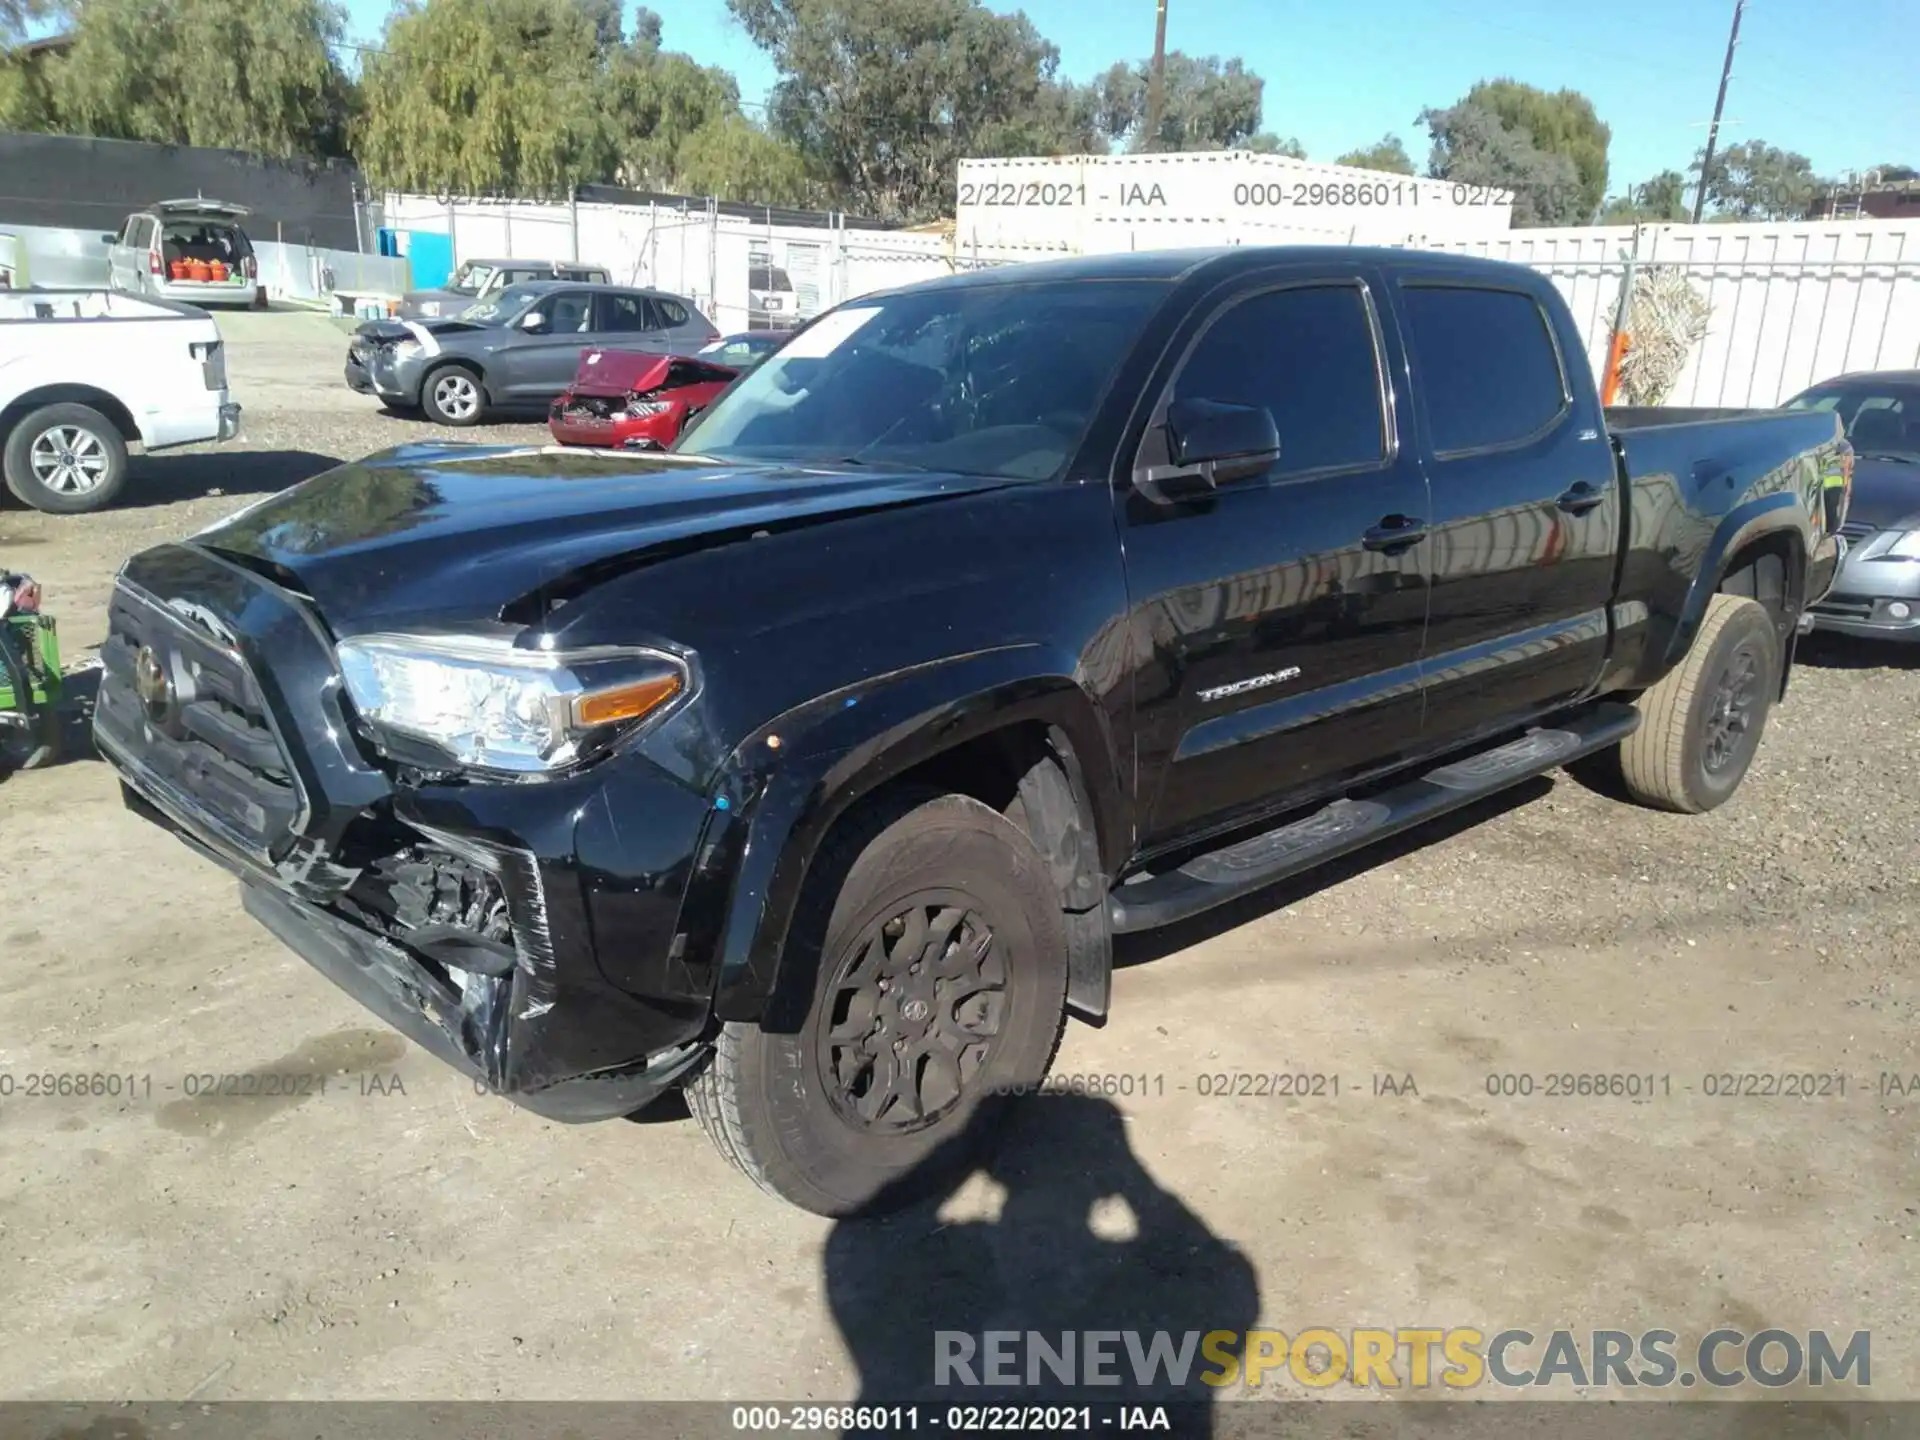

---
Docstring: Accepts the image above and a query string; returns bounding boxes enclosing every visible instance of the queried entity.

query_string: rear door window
[597,292,657,333]
[1400,285,1569,453]
[1168,282,1389,478]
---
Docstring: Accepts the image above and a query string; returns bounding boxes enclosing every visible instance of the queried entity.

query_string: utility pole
[1143,0,1169,153]
[1691,0,1745,223]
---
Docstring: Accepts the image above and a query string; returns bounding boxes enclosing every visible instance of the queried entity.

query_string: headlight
[625,399,670,417]
[391,338,424,362]
[1884,530,1920,560]
[336,633,689,775]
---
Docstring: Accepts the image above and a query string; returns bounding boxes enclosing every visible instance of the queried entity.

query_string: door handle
[1361,514,1427,554]
[1557,483,1607,516]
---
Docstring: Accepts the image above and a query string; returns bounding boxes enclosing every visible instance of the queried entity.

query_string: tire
[421,364,486,426]
[1620,593,1779,814]
[688,793,1070,1216]
[3,403,130,514]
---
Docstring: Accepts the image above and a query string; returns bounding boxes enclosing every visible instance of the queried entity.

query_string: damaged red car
[547,350,739,449]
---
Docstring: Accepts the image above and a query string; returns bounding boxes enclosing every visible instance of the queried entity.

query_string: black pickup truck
[94,248,1850,1214]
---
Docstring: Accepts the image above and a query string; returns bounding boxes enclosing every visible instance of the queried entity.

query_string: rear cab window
[1399,284,1570,453]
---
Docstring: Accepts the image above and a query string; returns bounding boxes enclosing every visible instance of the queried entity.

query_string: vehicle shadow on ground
[1113,777,1553,970]
[823,1093,1259,1435]
[1793,632,1919,671]
[120,448,343,509]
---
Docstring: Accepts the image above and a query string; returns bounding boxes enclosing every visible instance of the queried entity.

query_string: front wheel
[688,794,1069,1216]
[1619,593,1779,814]
[3,403,130,514]
[422,364,486,427]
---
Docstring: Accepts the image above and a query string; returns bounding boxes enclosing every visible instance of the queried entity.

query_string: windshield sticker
[780,307,879,359]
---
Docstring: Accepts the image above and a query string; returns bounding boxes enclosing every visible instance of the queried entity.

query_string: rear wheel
[687,793,1069,1216]
[1620,593,1778,813]
[3,403,130,514]
[422,364,486,427]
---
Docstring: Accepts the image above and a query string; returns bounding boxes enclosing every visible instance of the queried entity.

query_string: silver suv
[397,259,612,320]
[104,200,264,310]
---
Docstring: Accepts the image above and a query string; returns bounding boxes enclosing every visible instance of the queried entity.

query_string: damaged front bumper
[94,546,723,1123]
[239,880,706,1120]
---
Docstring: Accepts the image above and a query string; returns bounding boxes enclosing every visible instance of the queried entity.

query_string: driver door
[495,289,596,402]
[1119,266,1433,853]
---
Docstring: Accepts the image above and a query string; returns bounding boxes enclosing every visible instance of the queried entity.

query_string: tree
[606,43,744,188]
[357,0,622,195]
[672,113,817,207]
[1094,51,1264,153]
[1420,99,1580,227]
[1869,163,1918,183]
[729,0,1098,222]
[1598,169,1688,224]
[1243,132,1305,158]
[1456,78,1610,221]
[1690,139,1821,221]
[45,0,353,158]
[1335,133,1414,175]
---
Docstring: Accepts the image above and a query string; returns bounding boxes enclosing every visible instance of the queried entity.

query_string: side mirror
[101,233,119,245]
[1137,397,1280,502]
[519,310,547,332]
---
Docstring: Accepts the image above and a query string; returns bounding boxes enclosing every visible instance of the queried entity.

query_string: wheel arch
[1,386,142,446]
[1640,494,1808,692]
[693,650,1128,1031]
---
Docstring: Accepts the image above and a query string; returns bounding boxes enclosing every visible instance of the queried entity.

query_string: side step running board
[1108,701,1641,935]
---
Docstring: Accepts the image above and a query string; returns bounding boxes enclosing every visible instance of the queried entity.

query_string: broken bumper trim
[239,879,708,1123]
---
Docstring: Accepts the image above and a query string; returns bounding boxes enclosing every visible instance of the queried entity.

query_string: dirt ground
[1,311,1916,1407]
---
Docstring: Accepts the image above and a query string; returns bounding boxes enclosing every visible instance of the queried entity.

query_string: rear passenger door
[1121,268,1433,853]
[108,216,147,292]
[1389,277,1620,745]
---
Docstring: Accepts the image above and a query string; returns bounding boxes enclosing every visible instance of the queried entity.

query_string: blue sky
[341,0,1919,193]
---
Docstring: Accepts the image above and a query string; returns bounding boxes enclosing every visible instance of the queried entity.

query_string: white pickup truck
[0,288,241,514]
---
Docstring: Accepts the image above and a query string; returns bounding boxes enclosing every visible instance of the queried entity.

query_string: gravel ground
[0,311,1916,1409]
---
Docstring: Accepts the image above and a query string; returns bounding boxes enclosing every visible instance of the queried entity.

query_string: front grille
[95,580,302,862]
[1838,520,1878,543]
[559,395,619,421]
[1811,593,1876,621]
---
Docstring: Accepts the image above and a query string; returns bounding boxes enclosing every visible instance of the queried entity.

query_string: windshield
[1784,385,1920,463]
[447,262,498,296]
[456,288,543,326]
[676,280,1171,480]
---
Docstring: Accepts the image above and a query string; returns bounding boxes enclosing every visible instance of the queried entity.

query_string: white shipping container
[957,151,1515,250]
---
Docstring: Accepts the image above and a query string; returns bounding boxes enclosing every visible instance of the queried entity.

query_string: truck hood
[1845,458,1920,531]
[190,443,1023,628]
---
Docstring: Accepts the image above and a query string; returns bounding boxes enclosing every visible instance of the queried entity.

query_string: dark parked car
[1783,371,1920,641]
[396,258,612,321]
[697,330,793,370]
[344,280,719,425]
[95,248,1846,1215]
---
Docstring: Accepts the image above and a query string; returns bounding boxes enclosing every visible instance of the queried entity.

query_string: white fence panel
[1413,220,1920,408]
